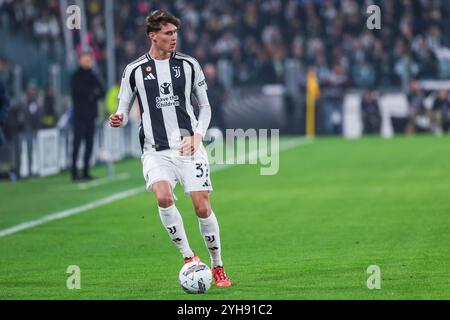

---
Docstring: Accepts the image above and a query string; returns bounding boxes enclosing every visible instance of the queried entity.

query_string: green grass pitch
[0,135,449,299]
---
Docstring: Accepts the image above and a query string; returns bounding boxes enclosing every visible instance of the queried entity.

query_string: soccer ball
[179,261,212,294]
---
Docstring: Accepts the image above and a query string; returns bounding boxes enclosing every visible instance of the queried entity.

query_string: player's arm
[193,61,211,139]
[179,61,211,155]
[110,66,135,128]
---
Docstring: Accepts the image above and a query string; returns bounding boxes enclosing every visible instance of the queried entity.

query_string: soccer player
[109,10,231,287]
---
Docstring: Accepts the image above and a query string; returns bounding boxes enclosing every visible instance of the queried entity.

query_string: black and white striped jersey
[117,51,211,151]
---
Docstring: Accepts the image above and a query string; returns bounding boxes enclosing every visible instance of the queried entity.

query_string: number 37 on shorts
[193,162,211,189]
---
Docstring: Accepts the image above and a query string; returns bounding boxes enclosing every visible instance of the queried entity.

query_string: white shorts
[141,143,213,195]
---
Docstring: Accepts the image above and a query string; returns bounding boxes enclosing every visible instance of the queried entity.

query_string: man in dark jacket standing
[0,79,10,147]
[71,51,104,181]
[361,89,381,135]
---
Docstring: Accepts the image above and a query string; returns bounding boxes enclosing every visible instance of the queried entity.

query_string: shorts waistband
[151,144,171,152]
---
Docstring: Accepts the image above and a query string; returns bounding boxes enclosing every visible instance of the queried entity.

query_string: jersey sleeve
[192,60,211,137]
[116,65,136,126]
[193,60,208,99]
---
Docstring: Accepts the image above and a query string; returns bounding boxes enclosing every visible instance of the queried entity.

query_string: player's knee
[156,194,174,208]
[194,204,211,218]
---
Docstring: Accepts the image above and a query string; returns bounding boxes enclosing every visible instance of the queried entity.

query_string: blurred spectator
[41,85,57,128]
[14,80,43,177]
[0,77,13,180]
[284,42,306,134]
[0,57,13,93]
[214,57,231,91]
[0,78,11,146]
[431,89,450,134]
[20,80,43,132]
[70,51,104,181]
[322,63,349,135]
[203,63,226,133]
[351,59,376,89]
[394,51,420,92]
[32,9,60,56]
[314,54,331,84]
[361,89,381,135]
[75,32,104,63]
[406,79,427,134]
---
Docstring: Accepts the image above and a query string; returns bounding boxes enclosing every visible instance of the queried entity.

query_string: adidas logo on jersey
[145,73,156,80]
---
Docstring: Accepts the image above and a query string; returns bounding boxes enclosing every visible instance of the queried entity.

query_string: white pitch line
[0,188,143,238]
[0,138,311,238]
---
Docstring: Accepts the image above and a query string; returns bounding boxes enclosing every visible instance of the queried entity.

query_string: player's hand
[109,113,124,127]
[179,133,202,156]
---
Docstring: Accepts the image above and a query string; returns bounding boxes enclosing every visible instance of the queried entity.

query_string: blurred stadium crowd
[1,0,450,179]
[2,0,449,87]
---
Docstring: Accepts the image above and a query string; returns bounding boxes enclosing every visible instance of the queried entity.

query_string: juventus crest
[172,66,181,78]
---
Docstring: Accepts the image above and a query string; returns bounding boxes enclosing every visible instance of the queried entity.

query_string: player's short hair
[145,10,181,34]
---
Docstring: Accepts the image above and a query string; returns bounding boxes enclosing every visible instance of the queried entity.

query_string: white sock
[198,212,223,268]
[158,204,194,259]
